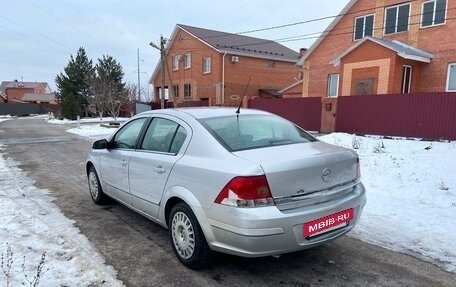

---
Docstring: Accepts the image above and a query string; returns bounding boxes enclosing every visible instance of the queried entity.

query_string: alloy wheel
[88,171,99,200]
[171,211,195,259]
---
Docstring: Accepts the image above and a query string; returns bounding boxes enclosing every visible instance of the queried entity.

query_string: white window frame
[202,57,211,74]
[384,3,411,35]
[420,0,447,28]
[327,74,339,98]
[401,65,413,94]
[446,63,456,92]
[353,14,375,41]
[172,56,180,71]
[184,53,191,69]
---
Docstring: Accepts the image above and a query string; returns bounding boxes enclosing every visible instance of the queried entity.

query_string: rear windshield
[199,114,316,152]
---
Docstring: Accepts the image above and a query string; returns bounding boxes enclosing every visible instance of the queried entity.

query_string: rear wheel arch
[161,186,203,227]
[165,197,185,227]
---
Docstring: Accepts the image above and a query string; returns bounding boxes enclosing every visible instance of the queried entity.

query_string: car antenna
[236,74,252,115]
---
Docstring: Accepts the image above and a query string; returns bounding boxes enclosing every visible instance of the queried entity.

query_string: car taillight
[356,157,361,179]
[215,175,274,207]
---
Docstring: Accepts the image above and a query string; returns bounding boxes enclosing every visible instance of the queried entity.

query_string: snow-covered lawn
[66,125,116,140]
[318,133,456,273]
[47,117,129,125]
[0,115,12,123]
[0,145,124,286]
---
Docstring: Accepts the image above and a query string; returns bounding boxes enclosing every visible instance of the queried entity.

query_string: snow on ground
[318,133,456,273]
[0,145,124,287]
[0,115,12,123]
[47,117,129,125]
[66,125,116,140]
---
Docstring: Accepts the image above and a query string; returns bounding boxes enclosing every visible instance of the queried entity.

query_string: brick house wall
[6,87,36,102]
[281,81,303,98]
[299,0,456,133]
[4,84,45,103]
[302,0,456,97]
[152,26,300,107]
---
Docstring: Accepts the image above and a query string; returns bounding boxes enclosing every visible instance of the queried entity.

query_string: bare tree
[122,83,138,117]
[89,79,109,120]
[92,55,126,121]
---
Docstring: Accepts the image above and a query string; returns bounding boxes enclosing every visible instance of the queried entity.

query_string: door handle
[153,166,166,174]
[121,159,128,167]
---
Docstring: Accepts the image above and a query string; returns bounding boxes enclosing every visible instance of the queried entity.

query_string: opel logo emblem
[321,168,332,182]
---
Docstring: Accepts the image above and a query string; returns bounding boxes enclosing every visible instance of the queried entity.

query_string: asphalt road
[1,118,455,287]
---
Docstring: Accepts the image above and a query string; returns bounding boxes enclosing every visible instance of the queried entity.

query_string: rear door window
[141,118,187,154]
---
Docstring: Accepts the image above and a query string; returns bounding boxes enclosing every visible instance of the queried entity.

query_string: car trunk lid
[233,141,359,211]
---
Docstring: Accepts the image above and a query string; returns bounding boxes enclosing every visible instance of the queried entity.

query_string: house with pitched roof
[149,24,301,107]
[0,80,50,103]
[297,0,456,132]
[21,92,57,104]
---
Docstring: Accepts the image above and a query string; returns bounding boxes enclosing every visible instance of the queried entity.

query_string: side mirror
[92,139,108,149]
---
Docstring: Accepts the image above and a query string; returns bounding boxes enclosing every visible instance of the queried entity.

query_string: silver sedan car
[86,108,366,269]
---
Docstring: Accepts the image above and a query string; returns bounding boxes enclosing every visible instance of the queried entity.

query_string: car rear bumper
[198,183,366,257]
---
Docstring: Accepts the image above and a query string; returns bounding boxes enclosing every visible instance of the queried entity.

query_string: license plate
[303,208,354,238]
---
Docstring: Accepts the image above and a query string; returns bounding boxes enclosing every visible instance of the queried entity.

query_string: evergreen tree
[55,47,95,119]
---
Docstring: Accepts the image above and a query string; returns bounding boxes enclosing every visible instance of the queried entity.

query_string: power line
[0,22,71,55]
[0,13,73,53]
[276,13,456,44]
[166,5,455,51]
[24,0,109,50]
[169,0,448,46]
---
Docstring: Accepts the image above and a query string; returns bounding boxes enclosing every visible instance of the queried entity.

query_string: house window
[446,63,456,92]
[421,0,446,27]
[172,56,180,71]
[203,57,211,74]
[172,85,179,98]
[184,83,191,98]
[184,53,191,69]
[401,65,412,94]
[384,3,410,35]
[268,60,276,68]
[355,79,374,95]
[354,14,374,40]
[327,74,339,98]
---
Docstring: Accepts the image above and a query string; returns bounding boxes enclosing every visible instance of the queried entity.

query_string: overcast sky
[1,0,348,96]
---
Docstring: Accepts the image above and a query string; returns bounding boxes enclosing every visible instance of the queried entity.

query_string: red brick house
[21,93,57,104]
[0,81,48,103]
[149,24,301,107]
[297,0,456,132]
[280,80,303,98]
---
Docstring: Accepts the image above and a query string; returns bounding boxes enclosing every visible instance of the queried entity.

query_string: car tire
[169,202,213,269]
[88,166,109,205]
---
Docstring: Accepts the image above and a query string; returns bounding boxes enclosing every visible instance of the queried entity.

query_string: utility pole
[159,36,166,109]
[137,48,141,102]
[150,35,166,109]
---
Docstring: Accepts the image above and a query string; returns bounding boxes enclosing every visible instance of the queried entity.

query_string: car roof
[139,107,271,120]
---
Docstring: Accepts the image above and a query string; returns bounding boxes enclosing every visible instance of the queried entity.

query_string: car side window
[113,118,147,149]
[169,126,187,154]
[141,118,186,153]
